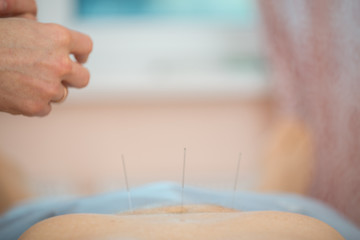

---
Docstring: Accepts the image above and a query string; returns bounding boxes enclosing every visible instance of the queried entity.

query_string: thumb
[0,0,37,18]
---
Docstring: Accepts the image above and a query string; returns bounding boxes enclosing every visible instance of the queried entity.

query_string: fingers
[62,61,90,88]
[51,84,68,104]
[0,0,37,18]
[48,61,89,107]
[50,26,92,90]
[69,29,93,64]
[45,25,92,101]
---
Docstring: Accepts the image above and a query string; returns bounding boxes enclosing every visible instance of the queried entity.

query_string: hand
[0,0,37,19]
[0,18,93,116]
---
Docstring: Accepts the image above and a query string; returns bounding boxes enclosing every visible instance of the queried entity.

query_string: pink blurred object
[259,0,360,226]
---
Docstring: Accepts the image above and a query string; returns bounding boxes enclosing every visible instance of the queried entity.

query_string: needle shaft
[232,153,241,208]
[121,154,133,212]
[181,147,187,212]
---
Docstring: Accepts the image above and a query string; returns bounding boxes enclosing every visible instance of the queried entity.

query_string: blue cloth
[1,182,359,240]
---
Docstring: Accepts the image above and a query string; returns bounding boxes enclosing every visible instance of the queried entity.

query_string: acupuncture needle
[181,147,187,213]
[232,152,241,208]
[121,154,133,212]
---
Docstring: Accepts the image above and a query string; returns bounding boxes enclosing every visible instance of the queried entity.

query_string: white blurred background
[36,0,268,100]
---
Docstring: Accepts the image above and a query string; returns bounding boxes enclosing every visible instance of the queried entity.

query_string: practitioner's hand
[0,0,37,19]
[0,18,93,116]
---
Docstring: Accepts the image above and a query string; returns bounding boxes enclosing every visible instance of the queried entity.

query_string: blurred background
[40,0,268,99]
[0,0,276,198]
[1,0,359,228]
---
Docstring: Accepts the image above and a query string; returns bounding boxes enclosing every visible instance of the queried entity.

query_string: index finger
[69,29,93,64]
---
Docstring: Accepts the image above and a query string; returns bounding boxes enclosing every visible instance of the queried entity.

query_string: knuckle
[47,23,71,46]
[45,83,60,98]
[23,100,49,116]
[54,57,72,76]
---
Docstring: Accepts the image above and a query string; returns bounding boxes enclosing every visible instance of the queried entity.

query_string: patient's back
[19,205,344,240]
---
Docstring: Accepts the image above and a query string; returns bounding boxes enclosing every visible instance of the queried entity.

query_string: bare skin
[0,0,93,116]
[0,0,37,19]
[19,205,345,240]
